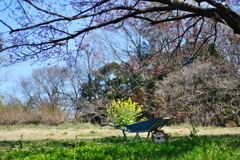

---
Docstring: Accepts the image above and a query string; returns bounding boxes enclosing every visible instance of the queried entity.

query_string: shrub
[106,98,146,125]
[0,103,69,125]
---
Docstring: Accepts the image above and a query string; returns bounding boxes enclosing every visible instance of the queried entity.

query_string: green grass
[75,130,105,137]
[0,135,239,160]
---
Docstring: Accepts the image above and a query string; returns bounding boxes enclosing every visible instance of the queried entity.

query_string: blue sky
[0,62,43,93]
[0,1,73,93]
[0,10,43,93]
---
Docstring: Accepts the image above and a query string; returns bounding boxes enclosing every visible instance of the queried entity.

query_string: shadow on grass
[95,134,240,159]
[0,134,239,159]
[0,139,87,152]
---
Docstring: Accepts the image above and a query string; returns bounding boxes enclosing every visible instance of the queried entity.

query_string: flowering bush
[106,98,146,125]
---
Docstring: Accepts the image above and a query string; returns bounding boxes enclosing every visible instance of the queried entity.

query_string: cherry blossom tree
[0,0,239,65]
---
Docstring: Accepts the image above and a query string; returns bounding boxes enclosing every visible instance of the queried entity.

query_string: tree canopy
[0,0,239,65]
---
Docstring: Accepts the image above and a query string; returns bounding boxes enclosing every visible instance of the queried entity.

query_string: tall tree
[0,0,239,65]
[19,66,70,110]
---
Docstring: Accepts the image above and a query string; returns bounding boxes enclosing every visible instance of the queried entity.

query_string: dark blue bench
[101,117,171,142]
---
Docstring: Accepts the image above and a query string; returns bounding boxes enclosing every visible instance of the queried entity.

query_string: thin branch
[9,6,137,34]
[23,0,69,19]
[0,20,14,32]
[134,13,199,24]
[166,17,203,66]
[72,0,110,18]
[0,0,12,11]
[17,0,32,23]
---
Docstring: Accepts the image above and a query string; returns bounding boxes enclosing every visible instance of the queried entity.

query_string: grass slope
[0,135,239,160]
[0,123,239,159]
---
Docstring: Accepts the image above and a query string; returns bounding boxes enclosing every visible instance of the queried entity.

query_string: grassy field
[0,123,239,159]
[0,123,239,141]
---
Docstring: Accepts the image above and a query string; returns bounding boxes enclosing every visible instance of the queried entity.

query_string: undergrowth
[0,135,239,160]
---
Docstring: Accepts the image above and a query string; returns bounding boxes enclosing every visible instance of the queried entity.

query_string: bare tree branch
[0,0,239,64]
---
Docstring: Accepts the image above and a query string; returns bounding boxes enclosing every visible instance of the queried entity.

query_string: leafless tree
[21,67,69,108]
[160,60,240,126]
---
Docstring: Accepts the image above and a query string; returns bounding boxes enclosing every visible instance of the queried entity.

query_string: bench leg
[134,132,142,141]
[122,130,128,142]
[146,131,151,141]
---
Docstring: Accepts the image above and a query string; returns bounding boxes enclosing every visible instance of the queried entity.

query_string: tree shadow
[0,134,239,159]
[96,134,240,159]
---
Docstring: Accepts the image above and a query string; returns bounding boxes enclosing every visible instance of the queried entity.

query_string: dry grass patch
[164,125,240,137]
[0,123,239,141]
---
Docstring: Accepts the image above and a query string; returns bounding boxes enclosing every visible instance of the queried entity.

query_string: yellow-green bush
[106,98,146,125]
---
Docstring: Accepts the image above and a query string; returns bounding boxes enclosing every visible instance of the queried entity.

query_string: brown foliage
[159,60,240,126]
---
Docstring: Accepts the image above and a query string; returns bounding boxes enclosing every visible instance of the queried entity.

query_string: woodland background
[0,0,239,127]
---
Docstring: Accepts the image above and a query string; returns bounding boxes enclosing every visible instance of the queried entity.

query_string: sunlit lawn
[0,123,239,159]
